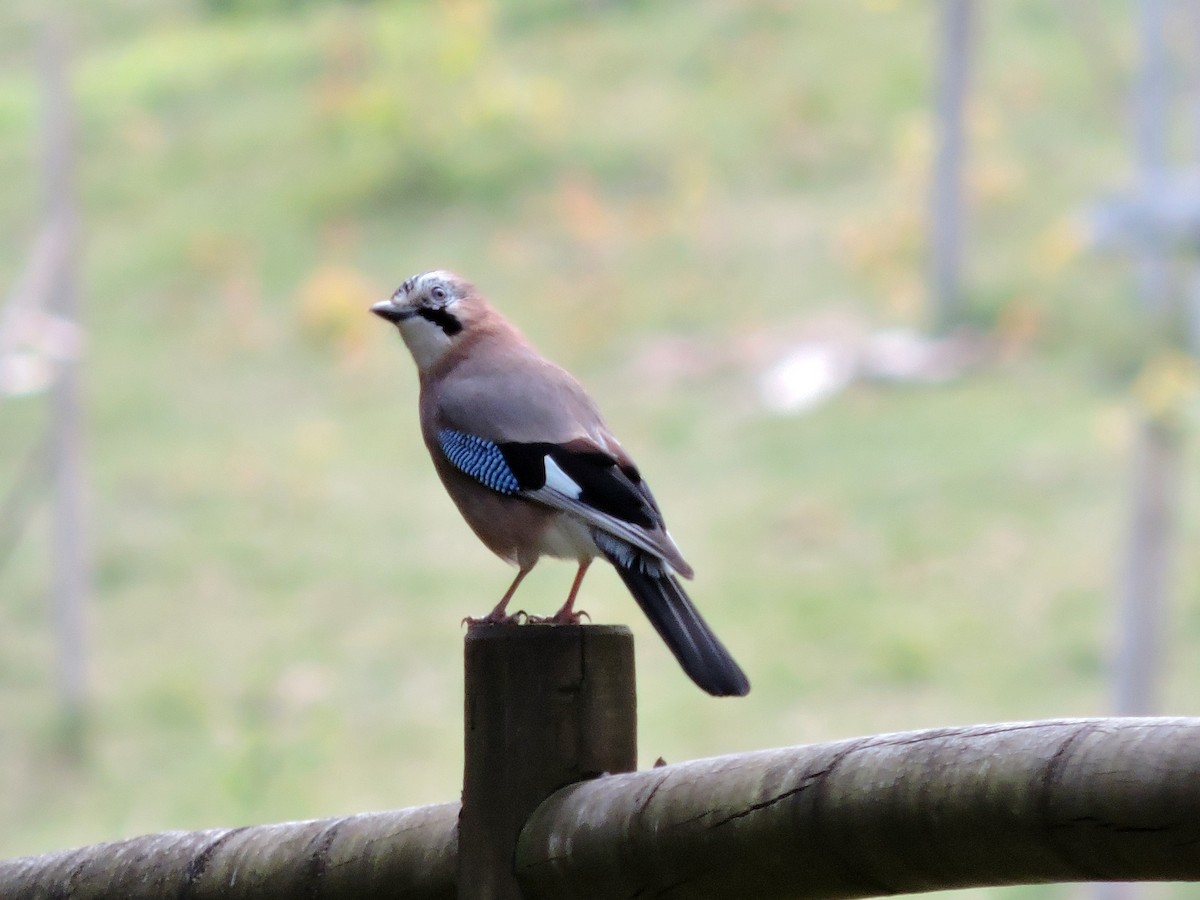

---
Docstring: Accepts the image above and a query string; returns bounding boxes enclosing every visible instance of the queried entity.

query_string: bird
[370,270,750,697]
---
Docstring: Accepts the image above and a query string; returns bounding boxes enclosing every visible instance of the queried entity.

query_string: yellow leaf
[1133,350,1199,421]
[297,265,380,362]
[1032,218,1086,274]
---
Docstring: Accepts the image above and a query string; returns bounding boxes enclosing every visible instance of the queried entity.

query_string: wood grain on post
[459,623,636,900]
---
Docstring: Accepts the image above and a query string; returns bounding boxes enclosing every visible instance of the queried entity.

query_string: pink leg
[548,560,592,624]
[464,565,533,625]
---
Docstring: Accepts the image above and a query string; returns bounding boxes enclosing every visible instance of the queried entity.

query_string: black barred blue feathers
[438,430,520,495]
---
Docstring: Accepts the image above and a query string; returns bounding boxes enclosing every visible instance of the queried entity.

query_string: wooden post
[458,624,636,900]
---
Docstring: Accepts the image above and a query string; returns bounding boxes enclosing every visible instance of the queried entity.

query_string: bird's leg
[547,560,592,625]
[463,565,532,625]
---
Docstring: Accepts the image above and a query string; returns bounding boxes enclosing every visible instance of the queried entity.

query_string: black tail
[602,550,750,697]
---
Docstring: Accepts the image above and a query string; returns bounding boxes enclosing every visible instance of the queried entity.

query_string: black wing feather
[498,441,658,529]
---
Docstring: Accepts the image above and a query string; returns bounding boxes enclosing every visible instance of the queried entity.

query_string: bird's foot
[525,608,591,625]
[462,609,529,627]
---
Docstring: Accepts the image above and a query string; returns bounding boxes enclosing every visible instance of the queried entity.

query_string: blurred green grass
[2,2,1200,897]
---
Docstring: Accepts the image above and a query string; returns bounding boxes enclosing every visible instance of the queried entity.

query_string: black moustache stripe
[417,306,463,336]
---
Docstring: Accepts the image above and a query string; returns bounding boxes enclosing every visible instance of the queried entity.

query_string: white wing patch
[542,455,583,499]
[525,452,695,580]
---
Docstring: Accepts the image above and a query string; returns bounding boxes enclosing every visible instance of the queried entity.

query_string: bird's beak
[370,299,409,323]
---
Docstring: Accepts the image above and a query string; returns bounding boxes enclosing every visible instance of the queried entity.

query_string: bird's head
[371,270,481,371]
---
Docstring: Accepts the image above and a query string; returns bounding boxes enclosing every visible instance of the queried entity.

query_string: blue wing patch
[437,429,521,495]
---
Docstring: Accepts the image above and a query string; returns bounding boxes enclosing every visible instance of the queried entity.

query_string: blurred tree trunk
[41,19,89,750]
[928,0,974,332]
[1103,3,1179,898]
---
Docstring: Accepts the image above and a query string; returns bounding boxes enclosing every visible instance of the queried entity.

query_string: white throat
[399,318,453,372]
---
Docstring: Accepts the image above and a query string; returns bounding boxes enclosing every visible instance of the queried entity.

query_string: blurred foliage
[202,0,379,19]
[296,263,379,363]
[2,4,1200,899]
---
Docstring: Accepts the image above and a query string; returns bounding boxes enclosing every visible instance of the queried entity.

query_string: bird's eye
[431,286,447,302]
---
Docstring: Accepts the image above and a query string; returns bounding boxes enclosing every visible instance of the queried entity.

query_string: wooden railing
[2,624,1198,899]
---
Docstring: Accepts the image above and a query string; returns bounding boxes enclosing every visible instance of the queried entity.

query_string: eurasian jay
[370,271,750,697]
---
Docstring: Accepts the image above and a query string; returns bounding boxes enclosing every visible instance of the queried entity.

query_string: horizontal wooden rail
[4,718,1199,898]
[0,803,459,900]
[517,717,1200,899]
